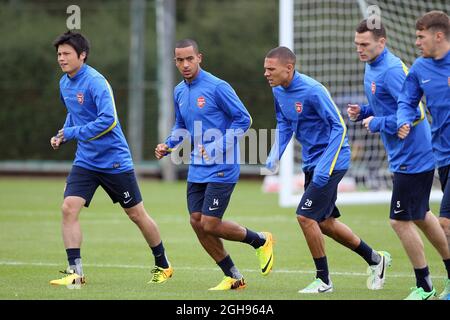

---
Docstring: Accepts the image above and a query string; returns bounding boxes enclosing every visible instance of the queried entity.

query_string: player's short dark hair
[174,38,199,54]
[265,46,296,66]
[416,11,450,39]
[356,19,387,40]
[53,31,90,62]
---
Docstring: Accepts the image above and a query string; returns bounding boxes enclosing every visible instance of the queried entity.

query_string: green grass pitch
[0,177,446,300]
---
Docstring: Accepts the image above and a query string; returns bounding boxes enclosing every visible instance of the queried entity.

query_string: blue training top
[357,47,435,173]
[166,69,252,183]
[59,64,133,173]
[266,71,351,187]
[397,50,450,169]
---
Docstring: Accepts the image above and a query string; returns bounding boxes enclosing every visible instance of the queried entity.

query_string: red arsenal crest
[295,102,303,113]
[197,96,205,108]
[371,81,376,94]
[77,93,84,104]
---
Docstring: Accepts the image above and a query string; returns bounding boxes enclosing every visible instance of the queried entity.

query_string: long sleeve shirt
[359,48,434,173]
[59,64,133,173]
[166,69,251,183]
[266,71,350,187]
[397,50,450,169]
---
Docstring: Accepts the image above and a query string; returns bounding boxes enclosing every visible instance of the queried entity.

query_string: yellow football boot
[148,265,173,284]
[208,276,246,291]
[255,232,274,275]
[50,269,85,288]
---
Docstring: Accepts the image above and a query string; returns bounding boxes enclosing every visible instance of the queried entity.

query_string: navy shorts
[64,165,142,208]
[438,165,450,218]
[296,170,345,222]
[187,182,235,219]
[390,170,433,221]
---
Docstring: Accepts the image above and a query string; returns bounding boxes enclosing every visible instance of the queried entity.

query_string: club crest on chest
[77,92,84,104]
[197,96,205,108]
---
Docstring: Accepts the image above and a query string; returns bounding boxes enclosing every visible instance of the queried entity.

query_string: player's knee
[390,218,406,232]
[201,220,214,234]
[201,218,220,235]
[126,209,141,223]
[439,217,450,236]
[61,201,80,220]
[190,214,203,231]
[297,214,314,228]
[389,218,398,228]
[318,221,333,236]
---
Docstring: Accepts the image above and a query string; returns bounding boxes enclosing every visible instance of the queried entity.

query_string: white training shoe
[367,251,392,290]
[298,278,333,293]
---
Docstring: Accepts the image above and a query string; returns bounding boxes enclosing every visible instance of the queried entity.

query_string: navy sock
[150,241,169,269]
[218,255,242,279]
[443,259,450,280]
[313,256,329,285]
[242,228,266,249]
[414,266,433,292]
[353,240,380,266]
[66,248,83,275]
[66,248,80,266]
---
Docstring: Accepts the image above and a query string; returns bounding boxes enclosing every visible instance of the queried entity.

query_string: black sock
[353,240,380,266]
[218,255,242,279]
[150,241,169,269]
[313,256,329,285]
[443,259,450,280]
[242,228,266,249]
[66,248,83,275]
[414,266,433,292]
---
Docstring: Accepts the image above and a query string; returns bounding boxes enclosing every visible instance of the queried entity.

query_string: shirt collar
[67,63,87,81]
[184,68,205,85]
[283,71,300,90]
[368,47,388,67]
[433,49,450,63]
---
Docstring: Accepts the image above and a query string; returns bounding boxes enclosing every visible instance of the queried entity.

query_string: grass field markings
[1,260,440,279]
